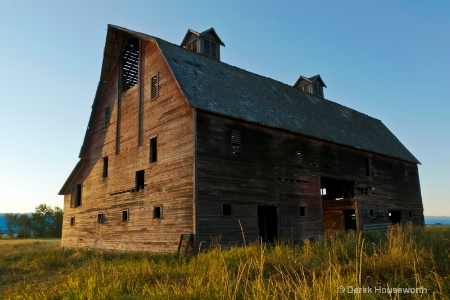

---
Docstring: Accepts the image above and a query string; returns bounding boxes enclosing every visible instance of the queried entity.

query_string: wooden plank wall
[61,38,195,253]
[195,111,424,248]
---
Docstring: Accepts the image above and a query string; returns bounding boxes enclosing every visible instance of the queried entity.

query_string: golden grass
[1,226,449,299]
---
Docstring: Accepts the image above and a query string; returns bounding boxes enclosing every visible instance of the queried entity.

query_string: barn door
[258,206,278,243]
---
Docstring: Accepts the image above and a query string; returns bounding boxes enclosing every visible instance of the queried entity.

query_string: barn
[59,25,424,252]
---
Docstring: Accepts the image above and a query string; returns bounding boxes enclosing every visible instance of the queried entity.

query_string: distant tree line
[3,204,63,238]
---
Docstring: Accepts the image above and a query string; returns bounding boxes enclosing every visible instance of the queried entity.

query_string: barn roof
[155,38,419,164]
[80,25,420,166]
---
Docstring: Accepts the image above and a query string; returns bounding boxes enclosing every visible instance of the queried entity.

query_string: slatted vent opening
[203,39,218,58]
[104,106,110,127]
[231,129,242,156]
[186,40,198,52]
[122,38,139,91]
[151,74,159,100]
[295,148,304,165]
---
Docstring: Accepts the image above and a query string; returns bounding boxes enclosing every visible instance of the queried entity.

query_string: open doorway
[321,177,356,235]
[389,210,402,225]
[258,206,278,243]
[343,209,357,231]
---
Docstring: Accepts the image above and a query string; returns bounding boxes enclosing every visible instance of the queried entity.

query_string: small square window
[122,209,129,221]
[222,204,232,216]
[153,206,162,219]
[70,216,75,226]
[97,213,104,223]
[299,205,307,217]
[320,188,327,196]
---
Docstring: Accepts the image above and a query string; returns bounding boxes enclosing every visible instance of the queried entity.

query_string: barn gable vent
[181,28,225,60]
[121,38,140,91]
[231,129,242,156]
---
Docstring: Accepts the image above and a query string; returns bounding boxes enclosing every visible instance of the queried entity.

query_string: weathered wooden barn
[59,25,424,252]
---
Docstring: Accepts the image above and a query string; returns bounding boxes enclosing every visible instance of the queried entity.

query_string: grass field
[1,226,449,299]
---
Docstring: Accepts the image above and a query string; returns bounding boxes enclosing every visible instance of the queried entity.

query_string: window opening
[153,206,162,219]
[70,216,75,226]
[299,206,307,217]
[135,170,145,191]
[365,158,372,176]
[357,187,369,195]
[122,209,129,221]
[97,213,104,223]
[104,106,111,127]
[150,73,159,100]
[71,183,82,208]
[222,204,232,216]
[370,209,374,218]
[320,177,355,200]
[121,38,139,91]
[231,129,242,156]
[103,157,108,178]
[150,137,157,163]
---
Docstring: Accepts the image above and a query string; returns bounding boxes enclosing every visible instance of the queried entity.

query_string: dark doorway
[258,206,278,243]
[389,210,402,225]
[343,209,357,231]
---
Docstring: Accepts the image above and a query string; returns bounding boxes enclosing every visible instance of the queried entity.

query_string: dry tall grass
[1,226,449,299]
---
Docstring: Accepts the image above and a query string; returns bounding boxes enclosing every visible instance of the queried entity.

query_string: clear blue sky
[1,0,449,216]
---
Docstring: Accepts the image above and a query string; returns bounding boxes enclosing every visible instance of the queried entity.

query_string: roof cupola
[180,28,225,60]
[294,75,326,98]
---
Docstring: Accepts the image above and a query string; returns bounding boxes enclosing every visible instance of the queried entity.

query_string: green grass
[1,226,449,299]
